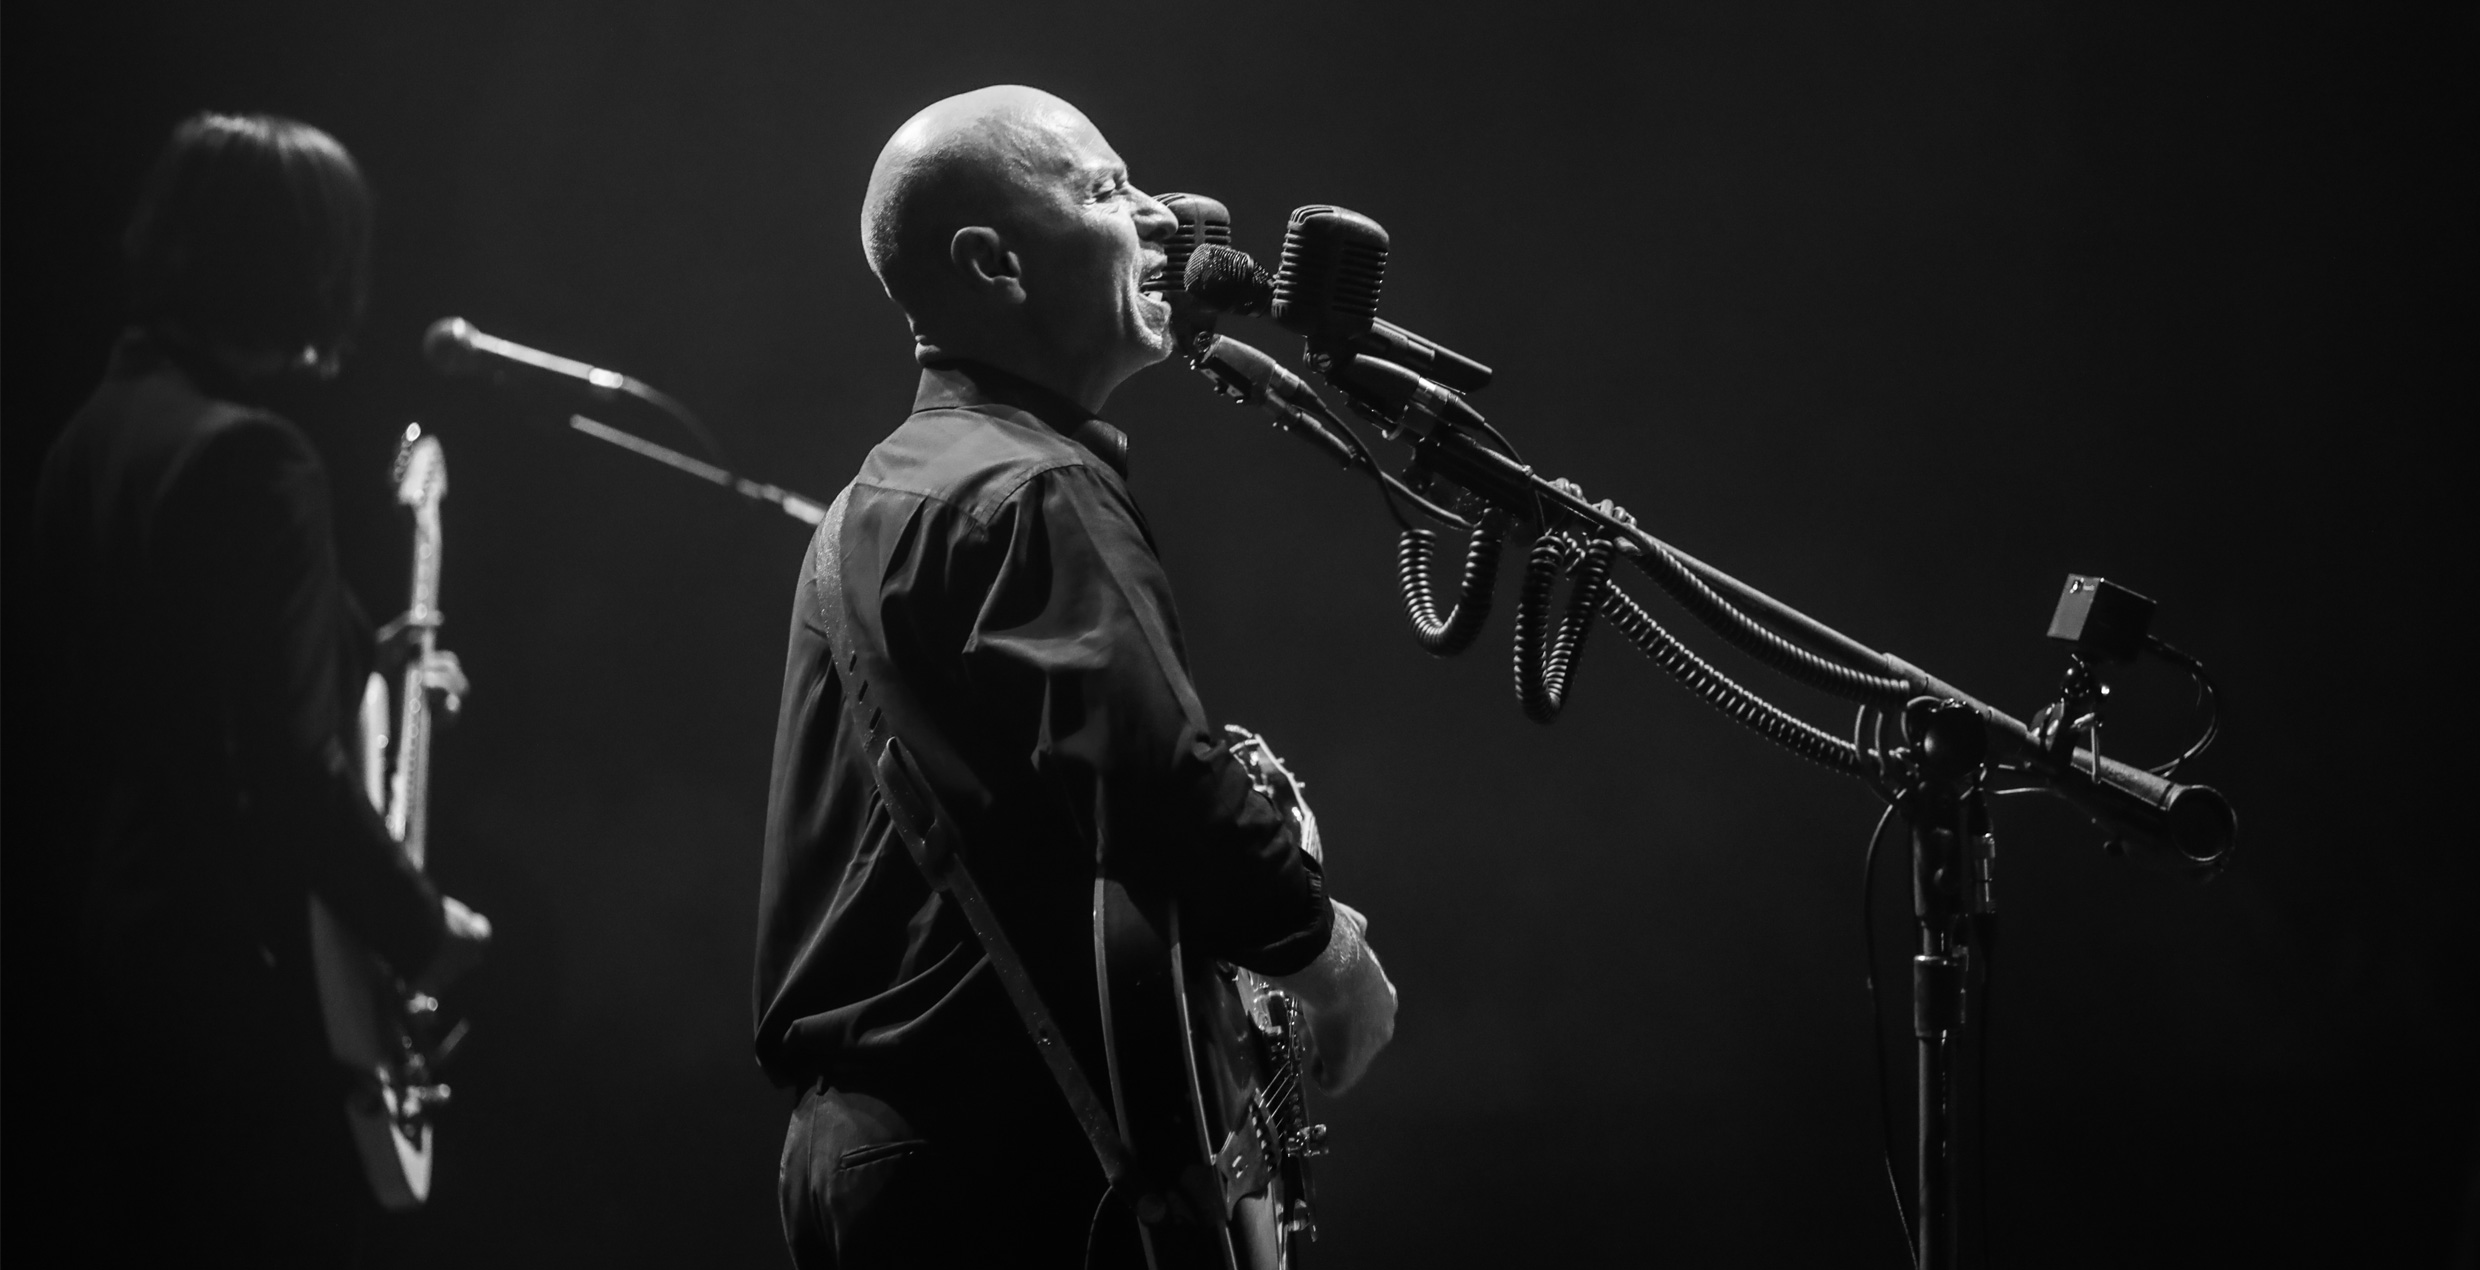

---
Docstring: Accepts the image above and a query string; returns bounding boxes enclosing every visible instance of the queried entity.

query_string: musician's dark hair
[123,112,372,355]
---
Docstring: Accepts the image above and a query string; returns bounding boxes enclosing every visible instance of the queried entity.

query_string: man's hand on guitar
[416,895,493,993]
[1275,899,1398,1096]
[377,610,470,720]
[414,649,469,720]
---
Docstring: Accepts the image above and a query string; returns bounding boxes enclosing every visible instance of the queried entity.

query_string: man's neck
[916,361,1133,478]
[913,339,1123,416]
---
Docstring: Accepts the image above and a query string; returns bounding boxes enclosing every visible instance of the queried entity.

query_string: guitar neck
[388,496,444,871]
[390,666,433,870]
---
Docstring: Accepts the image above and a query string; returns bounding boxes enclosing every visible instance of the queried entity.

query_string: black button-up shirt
[753,361,1332,1134]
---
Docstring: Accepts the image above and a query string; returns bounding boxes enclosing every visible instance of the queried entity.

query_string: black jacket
[32,332,444,1037]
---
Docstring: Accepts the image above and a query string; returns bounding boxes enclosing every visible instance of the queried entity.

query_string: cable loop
[1513,531,1619,723]
[1398,508,1512,656]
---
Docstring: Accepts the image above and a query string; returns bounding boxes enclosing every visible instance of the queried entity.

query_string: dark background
[5,2,2472,1265]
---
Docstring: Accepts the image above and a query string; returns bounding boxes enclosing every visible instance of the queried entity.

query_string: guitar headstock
[393,424,448,511]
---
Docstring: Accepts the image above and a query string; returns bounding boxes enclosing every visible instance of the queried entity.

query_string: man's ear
[950,226,1025,304]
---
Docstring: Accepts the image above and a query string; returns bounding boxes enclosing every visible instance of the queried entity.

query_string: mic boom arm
[422,316,828,527]
[1224,345,2234,869]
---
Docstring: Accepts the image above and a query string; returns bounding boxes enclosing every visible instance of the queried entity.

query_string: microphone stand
[1182,331,2234,1270]
[562,412,828,526]
[426,316,829,526]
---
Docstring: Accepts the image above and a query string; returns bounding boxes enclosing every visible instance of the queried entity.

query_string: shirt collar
[913,360,1130,479]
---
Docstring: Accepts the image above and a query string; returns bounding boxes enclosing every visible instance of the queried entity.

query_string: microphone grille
[1156,193,1232,294]
[1273,206,1387,345]
[1183,245,1272,315]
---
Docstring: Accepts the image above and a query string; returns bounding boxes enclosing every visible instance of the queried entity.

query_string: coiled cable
[1599,580,1869,775]
[1513,532,1620,723]
[1624,545,1914,707]
[1397,509,1512,656]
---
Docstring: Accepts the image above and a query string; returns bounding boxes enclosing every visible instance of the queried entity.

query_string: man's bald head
[861,86,1084,310]
[855,85,1178,411]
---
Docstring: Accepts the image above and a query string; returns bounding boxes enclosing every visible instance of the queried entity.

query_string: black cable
[1399,509,1513,655]
[1851,703,1901,799]
[1081,1181,1121,1270]
[1375,466,1472,533]
[2142,635,2220,777]
[1598,582,1870,775]
[1318,396,1471,534]
[1863,802,1918,1265]
[1320,397,1417,534]
[1468,415,1526,467]
[1623,546,1916,707]
[1513,532,1620,722]
[1270,353,1907,704]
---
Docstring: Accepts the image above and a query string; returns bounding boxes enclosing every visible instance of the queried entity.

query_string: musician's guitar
[308,425,464,1211]
[1097,725,1330,1270]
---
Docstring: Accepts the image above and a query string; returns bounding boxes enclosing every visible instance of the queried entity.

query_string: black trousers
[778,1083,1145,1269]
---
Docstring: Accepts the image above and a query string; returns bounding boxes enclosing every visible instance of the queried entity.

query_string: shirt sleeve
[163,417,445,977]
[957,463,1333,976]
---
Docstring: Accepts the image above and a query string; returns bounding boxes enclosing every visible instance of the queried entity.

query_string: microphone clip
[2027,653,2108,774]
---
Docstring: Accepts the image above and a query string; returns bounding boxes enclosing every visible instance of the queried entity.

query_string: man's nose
[1131,188,1176,242]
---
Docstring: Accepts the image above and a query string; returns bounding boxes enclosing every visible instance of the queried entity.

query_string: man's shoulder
[854,404,1116,530]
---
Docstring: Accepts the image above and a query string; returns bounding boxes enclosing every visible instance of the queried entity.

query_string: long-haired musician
[30,112,492,1263]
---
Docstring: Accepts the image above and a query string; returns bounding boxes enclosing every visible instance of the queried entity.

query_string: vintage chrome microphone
[1179,217,1494,395]
[1275,207,1493,392]
[1153,193,1238,347]
[1153,193,1232,295]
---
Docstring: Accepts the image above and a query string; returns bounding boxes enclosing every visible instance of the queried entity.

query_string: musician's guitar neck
[388,429,446,868]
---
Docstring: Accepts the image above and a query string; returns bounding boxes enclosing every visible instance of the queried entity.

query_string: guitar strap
[809,489,1139,1193]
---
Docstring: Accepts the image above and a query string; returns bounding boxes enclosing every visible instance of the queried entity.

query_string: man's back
[753,364,1330,1136]
[39,336,340,991]
[764,86,1389,1269]
[36,329,446,1022]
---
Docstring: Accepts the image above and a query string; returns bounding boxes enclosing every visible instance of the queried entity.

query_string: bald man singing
[752,87,1397,1267]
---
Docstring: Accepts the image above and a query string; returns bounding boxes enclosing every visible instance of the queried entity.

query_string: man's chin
[1129,311,1178,366]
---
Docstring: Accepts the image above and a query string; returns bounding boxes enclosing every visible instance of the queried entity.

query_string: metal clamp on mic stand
[1156,196,2236,1270]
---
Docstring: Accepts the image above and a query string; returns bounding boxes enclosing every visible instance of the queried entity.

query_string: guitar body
[309,427,456,1212]
[1096,728,1324,1270]
[309,889,434,1210]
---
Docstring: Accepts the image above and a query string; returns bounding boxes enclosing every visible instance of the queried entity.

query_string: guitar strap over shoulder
[809,489,1139,1193]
